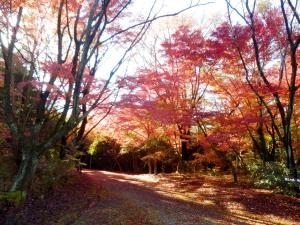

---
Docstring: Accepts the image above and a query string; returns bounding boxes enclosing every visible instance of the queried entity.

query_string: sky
[99,0,229,84]
[134,0,227,19]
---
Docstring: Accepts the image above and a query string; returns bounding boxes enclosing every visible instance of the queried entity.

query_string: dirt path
[5,170,300,225]
[71,170,300,225]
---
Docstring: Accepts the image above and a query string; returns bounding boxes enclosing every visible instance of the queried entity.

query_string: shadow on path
[78,170,288,225]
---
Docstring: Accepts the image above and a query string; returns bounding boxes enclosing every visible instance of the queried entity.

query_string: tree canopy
[0,0,299,199]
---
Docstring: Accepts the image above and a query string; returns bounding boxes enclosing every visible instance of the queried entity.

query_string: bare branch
[100,1,213,45]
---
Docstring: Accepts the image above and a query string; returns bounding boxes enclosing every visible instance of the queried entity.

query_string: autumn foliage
[114,1,300,184]
[0,0,299,199]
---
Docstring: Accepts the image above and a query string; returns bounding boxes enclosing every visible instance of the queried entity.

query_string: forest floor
[4,169,300,225]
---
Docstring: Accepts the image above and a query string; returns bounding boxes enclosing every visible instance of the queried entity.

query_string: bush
[87,136,122,171]
[247,160,297,195]
[0,161,13,192]
[176,160,194,173]
[32,149,77,193]
[0,191,26,206]
[0,153,16,192]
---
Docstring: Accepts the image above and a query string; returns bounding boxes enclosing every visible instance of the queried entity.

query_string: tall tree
[224,0,300,178]
[0,0,204,192]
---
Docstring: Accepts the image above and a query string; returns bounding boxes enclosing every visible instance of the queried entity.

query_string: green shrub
[0,191,26,206]
[207,168,218,176]
[247,160,297,195]
[33,149,77,193]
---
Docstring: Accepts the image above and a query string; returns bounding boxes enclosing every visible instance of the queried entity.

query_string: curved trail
[73,170,280,225]
[5,170,299,225]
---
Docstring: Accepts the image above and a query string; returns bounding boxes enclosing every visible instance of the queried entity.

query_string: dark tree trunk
[257,121,268,161]
[60,135,68,160]
[178,126,191,161]
[250,127,274,163]
[265,124,277,162]
[231,165,238,184]
[114,158,122,171]
[181,141,188,160]
[74,114,87,145]
[283,131,298,179]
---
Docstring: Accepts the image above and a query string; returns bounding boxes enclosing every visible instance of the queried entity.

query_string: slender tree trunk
[257,120,269,162]
[74,105,88,145]
[148,159,152,174]
[256,103,274,162]
[10,149,39,192]
[231,165,238,184]
[60,135,67,160]
[230,156,238,184]
[268,124,277,161]
[283,130,297,179]
[179,126,191,160]
[114,158,122,171]
[154,160,157,175]
[176,161,180,173]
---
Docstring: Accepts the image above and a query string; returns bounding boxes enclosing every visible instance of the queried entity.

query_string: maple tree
[0,0,204,192]
[205,21,277,166]
[112,1,300,183]
[118,25,209,162]
[224,0,300,179]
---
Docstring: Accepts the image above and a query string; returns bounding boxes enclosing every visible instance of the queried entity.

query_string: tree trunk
[268,124,277,161]
[283,132,298,179]
[9,150,39,192]
[181,141,188,160]
[60,135,67,160]
[154,160,157,175]
[74,104,88,145]
[257,122,270,162]
[193,163,196,174]
[148,159,152,174]
[114,158,122,171]
[176,161,180,173]
[231,164,238,184]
